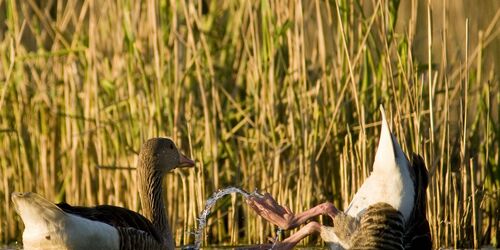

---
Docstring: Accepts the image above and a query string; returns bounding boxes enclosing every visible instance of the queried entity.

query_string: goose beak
[178,153,195,168]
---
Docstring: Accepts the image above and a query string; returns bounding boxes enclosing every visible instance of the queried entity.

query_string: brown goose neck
[137,157,173,247]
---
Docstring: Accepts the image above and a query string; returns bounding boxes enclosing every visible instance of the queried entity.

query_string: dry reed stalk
[0,0,498,248]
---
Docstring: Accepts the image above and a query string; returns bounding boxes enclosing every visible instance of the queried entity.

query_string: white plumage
[344,107,414,223]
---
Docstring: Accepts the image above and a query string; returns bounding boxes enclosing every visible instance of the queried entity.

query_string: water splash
[191,187,264,250]
[270,228,283,249]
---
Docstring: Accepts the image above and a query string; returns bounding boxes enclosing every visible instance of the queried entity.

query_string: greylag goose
[246,107,431,249]
[12,137,195,250]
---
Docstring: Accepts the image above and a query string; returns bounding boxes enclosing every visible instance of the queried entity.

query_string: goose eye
[169,144,174,150]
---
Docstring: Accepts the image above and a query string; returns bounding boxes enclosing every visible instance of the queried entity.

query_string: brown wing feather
[350,203,405,250]
[404,154,432,250]
[117,227,163,250]
[56,202,162,243]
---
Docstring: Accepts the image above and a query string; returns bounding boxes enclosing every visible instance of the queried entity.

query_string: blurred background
[0,0,499,248]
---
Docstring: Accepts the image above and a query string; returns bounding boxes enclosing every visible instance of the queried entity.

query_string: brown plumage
[117,227,164,250]
[320,203,404,250]
[349,203,405,250]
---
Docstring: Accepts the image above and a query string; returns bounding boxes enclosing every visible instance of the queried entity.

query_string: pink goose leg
[245,193,339,249]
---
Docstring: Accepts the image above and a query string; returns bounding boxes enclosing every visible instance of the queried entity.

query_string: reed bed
[0,0,498,248]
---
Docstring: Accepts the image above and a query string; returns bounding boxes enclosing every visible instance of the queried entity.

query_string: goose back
[350,203,405,250]
[56,203,162,244]
[322,203,405,250]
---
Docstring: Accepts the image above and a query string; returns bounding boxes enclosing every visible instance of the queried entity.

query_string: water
[188,187,278,250]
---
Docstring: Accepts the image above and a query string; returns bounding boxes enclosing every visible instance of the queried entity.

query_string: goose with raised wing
[246,107,431,249]
[12,137,195,250]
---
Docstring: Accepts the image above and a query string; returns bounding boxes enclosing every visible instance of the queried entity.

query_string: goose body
[246,106,431,249]
[321,153,430,250]
[12,138,195,250]
[321,107,415,249]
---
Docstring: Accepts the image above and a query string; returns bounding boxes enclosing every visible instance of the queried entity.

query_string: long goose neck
[137,157,173,246]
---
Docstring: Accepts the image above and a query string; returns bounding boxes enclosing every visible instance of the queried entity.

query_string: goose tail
[12,192,121,249]
[12,192,66,228]
[373,106,396,171]
[374,106,409,171]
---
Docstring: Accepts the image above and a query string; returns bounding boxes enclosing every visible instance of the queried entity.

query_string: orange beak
[178,153,195,168]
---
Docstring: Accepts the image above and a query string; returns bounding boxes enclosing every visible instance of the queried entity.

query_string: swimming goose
[12,137,195,250]
[246,107,431,249]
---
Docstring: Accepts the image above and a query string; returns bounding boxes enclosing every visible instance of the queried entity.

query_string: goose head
[139,137,195,173]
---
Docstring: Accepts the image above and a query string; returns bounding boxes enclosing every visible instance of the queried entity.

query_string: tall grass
[0,0,498,248]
